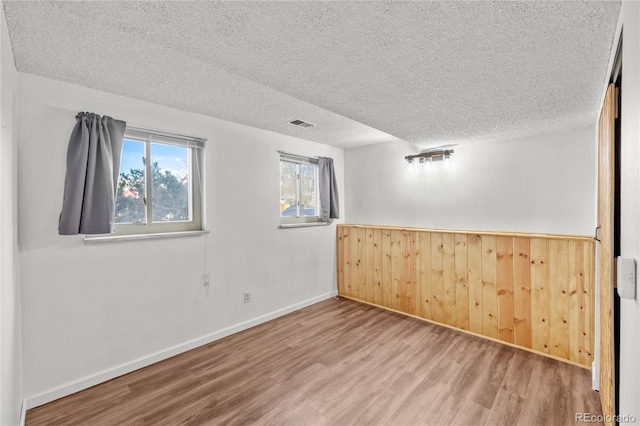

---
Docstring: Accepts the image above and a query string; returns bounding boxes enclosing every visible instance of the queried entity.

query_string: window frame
[112,127,205,236]
[279,153,322,225]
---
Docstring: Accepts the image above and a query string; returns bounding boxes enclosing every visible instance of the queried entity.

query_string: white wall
[0,4,23,426]
[605,2,640,424]
[18,74,343,406]
[344,127,596,236]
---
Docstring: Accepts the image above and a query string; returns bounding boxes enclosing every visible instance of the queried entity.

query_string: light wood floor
[26,297,603,426]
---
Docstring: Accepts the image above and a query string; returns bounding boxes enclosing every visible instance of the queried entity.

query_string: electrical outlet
[244,291,251,303]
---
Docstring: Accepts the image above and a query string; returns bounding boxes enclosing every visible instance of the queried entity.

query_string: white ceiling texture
[4,1,621,149]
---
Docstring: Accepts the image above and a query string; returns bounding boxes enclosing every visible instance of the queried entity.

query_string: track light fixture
[405,148,454,172]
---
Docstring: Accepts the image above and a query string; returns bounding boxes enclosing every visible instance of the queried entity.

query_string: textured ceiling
[4,1,620,149]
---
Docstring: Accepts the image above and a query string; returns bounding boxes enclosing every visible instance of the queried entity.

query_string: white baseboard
[25,290,338,410]
[19,399,26,426]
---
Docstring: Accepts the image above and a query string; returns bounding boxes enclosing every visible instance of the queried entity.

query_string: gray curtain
[58,112,126,235]
[318,157,340,222]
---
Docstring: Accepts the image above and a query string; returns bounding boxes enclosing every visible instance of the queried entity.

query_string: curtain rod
[127,126,207,144]
[277,150,319,161]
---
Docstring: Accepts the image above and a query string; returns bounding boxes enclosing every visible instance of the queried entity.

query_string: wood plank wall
[337,225,595,368]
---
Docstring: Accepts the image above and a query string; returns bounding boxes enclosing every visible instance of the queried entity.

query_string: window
[114,127,204,235]
[279,153,321,224]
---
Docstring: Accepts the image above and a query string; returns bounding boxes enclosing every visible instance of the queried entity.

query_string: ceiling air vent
[288,119,314,128]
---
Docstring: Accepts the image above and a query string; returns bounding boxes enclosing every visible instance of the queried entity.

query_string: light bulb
[407,159,415,173]
[425,157,433,171]
[443,155,451,170]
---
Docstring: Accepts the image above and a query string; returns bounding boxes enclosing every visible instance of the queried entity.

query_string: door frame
[596,36,621,425]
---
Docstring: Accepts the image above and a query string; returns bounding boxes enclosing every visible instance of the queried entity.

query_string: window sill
[279,222,331,229]
[84,230,209,244]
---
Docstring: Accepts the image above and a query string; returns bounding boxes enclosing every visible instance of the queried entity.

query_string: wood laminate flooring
[26,297,603,425]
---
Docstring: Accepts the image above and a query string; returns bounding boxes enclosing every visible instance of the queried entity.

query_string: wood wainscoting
[337,224,595,368]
